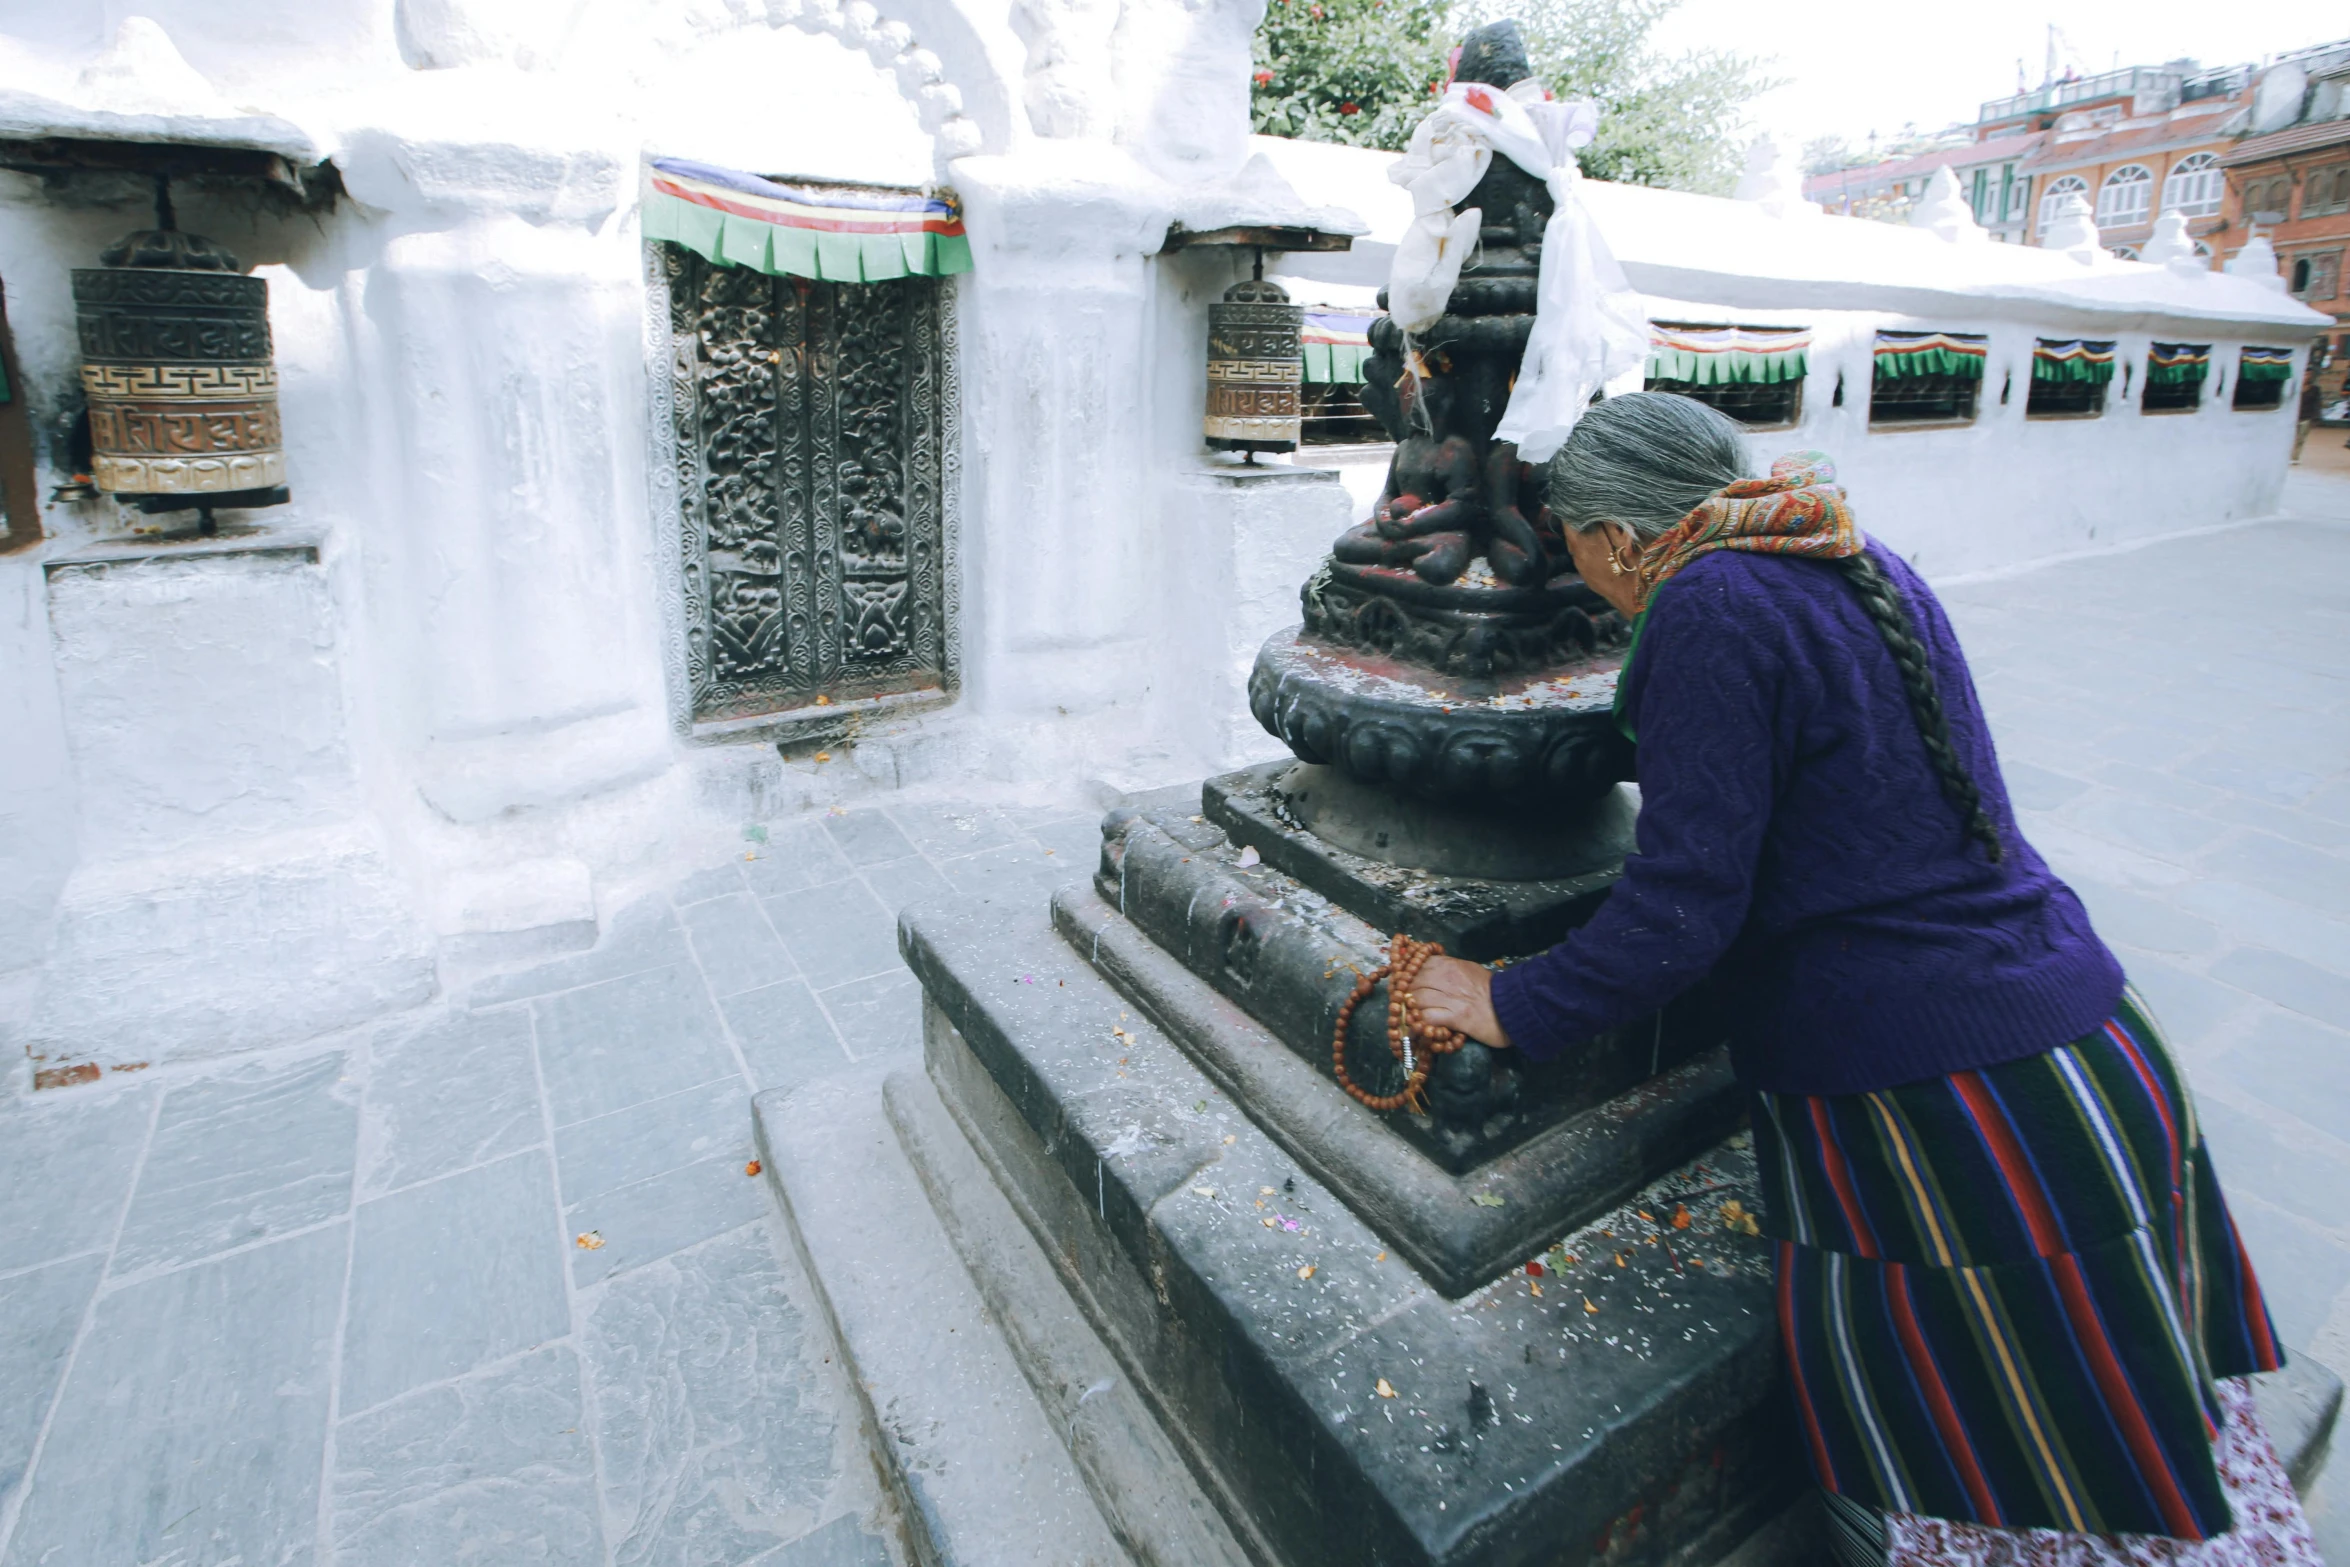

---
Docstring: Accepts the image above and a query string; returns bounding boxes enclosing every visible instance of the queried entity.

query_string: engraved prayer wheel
[74,223,288,520]
[1205,276,1303,454]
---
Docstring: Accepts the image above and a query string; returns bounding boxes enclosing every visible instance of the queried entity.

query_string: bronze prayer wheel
[1205,276,1303,454]
[74,225,288,514]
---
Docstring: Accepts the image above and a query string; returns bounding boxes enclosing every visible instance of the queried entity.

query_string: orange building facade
[2219,41,2350,410]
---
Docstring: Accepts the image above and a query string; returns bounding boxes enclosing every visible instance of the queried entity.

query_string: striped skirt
[1753,991,2285,1541]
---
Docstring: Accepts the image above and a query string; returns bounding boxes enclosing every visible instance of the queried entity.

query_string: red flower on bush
[1339,101,1359,114]
[1253,68,1274,84]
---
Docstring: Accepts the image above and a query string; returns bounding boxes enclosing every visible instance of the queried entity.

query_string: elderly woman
[1412,394,2317,1566]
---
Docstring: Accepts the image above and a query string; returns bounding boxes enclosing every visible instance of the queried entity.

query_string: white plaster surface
[1159,463,1354,772]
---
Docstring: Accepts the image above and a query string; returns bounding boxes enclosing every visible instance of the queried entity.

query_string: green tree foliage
[1250,0,1454,151]
[1249,0,1777,195]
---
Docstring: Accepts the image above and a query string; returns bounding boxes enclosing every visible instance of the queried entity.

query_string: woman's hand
[1410,956,1511,1049]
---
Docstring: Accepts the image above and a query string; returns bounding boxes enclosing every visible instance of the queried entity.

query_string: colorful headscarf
[1612,452,1861,744]
[1636,451,1863,597]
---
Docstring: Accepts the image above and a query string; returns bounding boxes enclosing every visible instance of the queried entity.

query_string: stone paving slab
[0,795,1098,1565]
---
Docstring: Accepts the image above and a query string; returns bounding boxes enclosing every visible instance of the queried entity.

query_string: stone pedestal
[861,758,1800,1565]
[896,856,1794,1567]
[29,530,435,1078]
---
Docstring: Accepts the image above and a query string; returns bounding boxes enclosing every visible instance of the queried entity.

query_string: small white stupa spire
[2040,191,2103,264]
[2140,210,2211,277]
[2224,232,2288,293]
[1909,166,1985,243]
[1732,135,1820,221]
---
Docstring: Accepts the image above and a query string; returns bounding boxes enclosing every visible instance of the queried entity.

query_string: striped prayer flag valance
[1647,324,1812,387]
[2147,343,2211,386]
[1302,311,1375,384]
[1874,330,1988,381]
[644,157,972,283]
[2238,346,2295,383]
[2032,338,2116,385]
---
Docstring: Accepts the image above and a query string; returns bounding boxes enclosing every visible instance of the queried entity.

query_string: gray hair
[1545,392,1751,540]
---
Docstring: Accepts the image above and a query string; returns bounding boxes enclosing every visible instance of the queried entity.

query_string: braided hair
[1548,392,2005,863]
[1832,550,2004,863]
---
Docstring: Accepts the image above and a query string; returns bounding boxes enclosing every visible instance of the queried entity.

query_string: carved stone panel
[661,245,948,724]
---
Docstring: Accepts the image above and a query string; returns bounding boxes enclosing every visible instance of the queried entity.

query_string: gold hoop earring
[1607,553,1627,576]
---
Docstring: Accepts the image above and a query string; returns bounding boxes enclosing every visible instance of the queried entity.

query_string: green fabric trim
[1874,347,1986,381]
[2238,356,2293,383]
[2145,359,2209,387]
[1612,603,1650,744]
[643,187,974,282]
[2031,355,2115,385]
[1646,347,1809,387]
[1302,342,1369,383]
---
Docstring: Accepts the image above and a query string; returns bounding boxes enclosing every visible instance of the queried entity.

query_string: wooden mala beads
[1331,933,1467,1113]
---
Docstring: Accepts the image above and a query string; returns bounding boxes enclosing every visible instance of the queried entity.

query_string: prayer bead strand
[1331,933,1467,1113]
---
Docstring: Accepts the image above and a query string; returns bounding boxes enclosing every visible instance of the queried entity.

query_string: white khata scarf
[1384,78,1650,462]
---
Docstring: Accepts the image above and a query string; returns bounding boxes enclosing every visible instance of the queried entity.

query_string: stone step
[881,1064,1261,1567]
[754,1069,1134,1567]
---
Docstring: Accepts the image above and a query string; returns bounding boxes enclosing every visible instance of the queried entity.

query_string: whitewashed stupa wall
[0,0,1300,1073]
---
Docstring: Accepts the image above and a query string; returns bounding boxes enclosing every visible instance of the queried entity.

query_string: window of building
[2096,165,2154,227]
[2027,339,2114,417]
[2162,152,2224,218]
[2290,250,2342,301]
[1870,330,1988,426]
[1644,323,1812,428]
[2305,166,2350,219]
[2245,175,2292,223]
[2233,346,2293,410]
[2037,174,2089,234]
[2005,171,2030,221]
[2144,343,2210,413]
[2109,246,2141,261]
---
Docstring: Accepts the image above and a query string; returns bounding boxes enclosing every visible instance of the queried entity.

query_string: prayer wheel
[1205,275,1303,455]
[74,223,287,523]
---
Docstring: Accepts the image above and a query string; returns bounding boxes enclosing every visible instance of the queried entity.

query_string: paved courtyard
[0,475,2346,1565]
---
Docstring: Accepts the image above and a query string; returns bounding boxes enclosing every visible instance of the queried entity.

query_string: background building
[2221,39,2350,410]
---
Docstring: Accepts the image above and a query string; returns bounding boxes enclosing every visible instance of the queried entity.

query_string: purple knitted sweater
[1487,544,2123,1096]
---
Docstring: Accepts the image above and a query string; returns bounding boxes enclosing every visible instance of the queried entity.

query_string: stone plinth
[900,887,1795,1567]
[30,531,434,1075]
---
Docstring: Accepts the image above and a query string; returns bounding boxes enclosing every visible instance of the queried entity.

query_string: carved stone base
[1248,626,1635,806]
[1093,793,1738,1190]
[1302,556,1631,680]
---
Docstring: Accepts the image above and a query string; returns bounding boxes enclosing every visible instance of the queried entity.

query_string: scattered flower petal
[744,1159,762,1177]
[1375,1378,1397,1399]
[576,1231,605,1250]
[1236,846,1261,867]
[1297,1264,1316,1279]
[1192,1186,1218,1199]
[1583,1297,1599,1314]
[1470,1192,1505,1208]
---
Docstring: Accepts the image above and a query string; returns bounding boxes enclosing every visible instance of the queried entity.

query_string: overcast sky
[1644,1,2339,153]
